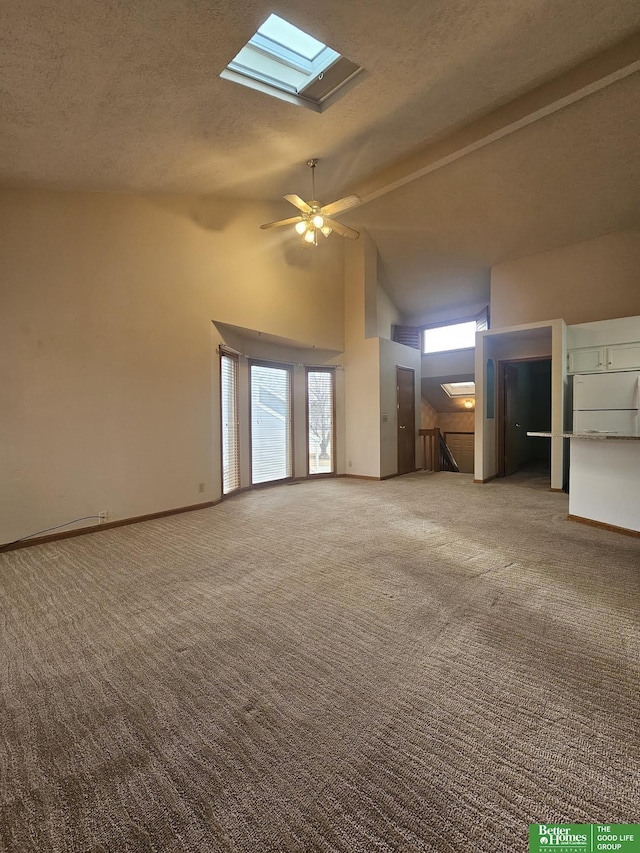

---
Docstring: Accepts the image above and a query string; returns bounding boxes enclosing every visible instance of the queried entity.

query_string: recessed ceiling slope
[343,65,640,317]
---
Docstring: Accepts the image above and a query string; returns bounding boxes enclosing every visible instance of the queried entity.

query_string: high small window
[422,308,489,355]
[221,14,362,112]
[423,320,476,354]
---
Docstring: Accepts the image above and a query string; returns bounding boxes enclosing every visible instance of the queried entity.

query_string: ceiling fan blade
[284,194,313,214]
[320,194,361,217]
[324,218,360,240]
[260,215,304,230]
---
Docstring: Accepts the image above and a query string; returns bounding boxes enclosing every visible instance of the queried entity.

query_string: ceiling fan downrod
[307,158,319,203]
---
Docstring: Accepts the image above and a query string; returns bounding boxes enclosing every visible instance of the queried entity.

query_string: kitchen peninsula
[528,431,640,535]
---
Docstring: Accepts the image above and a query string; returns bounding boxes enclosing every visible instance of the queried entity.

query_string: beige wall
[568,314,640,348]
[421,398,439,429]
[376,282,401,340]
[421,348,475,378]
[344,236,381,477]
[0,189,344,542]
[491,227,640,327]
[344,337,383,478]
[419,403,474,434]
[379,339,421,478]
[439,412,475,434]
[343,236,420,479]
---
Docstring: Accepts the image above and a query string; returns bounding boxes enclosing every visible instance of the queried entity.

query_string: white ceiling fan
[261,159,360,244]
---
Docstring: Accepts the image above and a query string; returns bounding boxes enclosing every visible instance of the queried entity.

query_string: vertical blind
[250,363,292,485]
[221,353,240,494]
[307,369,334,475]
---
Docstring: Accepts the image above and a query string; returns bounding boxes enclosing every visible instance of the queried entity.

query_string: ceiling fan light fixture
[260,159,360,242]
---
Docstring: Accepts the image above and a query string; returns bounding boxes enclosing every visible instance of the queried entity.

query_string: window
[422,308,489,355]
[250,362,293,485]
[424,320,476,354]
[220,14,362,111]
[306,369,335,475]
[220,352,240,494]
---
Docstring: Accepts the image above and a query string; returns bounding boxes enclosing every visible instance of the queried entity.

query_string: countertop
[527,431,640,441]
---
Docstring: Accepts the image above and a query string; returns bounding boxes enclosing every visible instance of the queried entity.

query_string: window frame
[249,359,294,487]
[421,307,489,356]
[220,14,362,112]
[220,349,240,496]
[305,367,336,478]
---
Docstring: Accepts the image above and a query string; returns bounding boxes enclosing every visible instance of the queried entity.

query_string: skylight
[257,14,327,62]
[221,14,362,112]
[441,381,476,398]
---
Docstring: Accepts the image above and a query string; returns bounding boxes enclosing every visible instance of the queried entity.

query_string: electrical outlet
[348,460,352,468]
[198,482,205,493]
[98,511,108,523]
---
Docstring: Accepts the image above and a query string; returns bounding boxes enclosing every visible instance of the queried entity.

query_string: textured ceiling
[1,0,639,317]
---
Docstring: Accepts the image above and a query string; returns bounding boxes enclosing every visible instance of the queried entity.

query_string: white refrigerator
[573,370,640,435]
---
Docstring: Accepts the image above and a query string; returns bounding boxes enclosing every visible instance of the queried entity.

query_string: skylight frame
[441,382,476,398]
[221,13,363,112]
[248,32,340,80]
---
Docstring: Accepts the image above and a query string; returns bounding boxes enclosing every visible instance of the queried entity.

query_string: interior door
[397,367,416,475]
[503,363,519,476]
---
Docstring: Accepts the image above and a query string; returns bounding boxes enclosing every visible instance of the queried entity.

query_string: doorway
[497,358,551,478]
[249,361,293,485]
[397,366,416,474]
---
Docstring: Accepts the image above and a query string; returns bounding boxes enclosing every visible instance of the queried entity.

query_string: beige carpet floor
[1,471,639,852]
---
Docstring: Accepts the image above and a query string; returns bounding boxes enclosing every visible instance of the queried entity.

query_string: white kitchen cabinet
[568,347,604,373]
[606,342,640,371]
[568,342,640,374]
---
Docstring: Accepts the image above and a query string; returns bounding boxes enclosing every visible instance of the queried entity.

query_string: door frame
[396,365,416,475]
[248,359,294,487]
[219,349,241,496]
[496,356,551,478]
[305,366,337,478]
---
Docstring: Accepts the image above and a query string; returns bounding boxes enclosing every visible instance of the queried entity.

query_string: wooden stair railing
[438,432,460,472]
[419,427,460,472]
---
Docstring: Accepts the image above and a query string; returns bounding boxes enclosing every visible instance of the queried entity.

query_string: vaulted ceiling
[2,0,639,318]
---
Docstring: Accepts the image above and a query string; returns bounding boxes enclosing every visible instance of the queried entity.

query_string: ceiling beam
[351,32,640,207]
